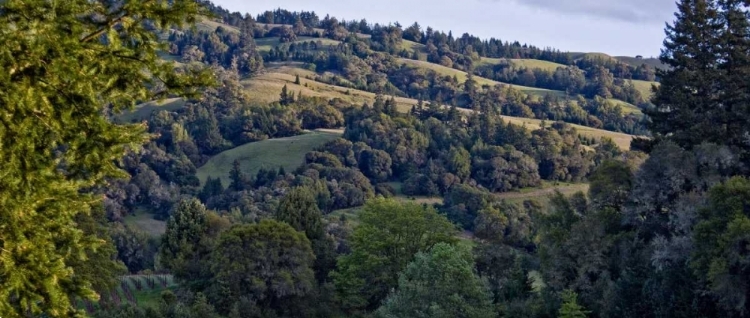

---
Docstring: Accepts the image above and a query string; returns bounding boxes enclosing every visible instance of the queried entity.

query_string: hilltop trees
[0,0,213,316]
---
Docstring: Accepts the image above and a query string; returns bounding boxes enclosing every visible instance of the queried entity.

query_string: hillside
[632,79,659,99]
[118,98,185,123]
[615,55,666,69]
[477,57,567,72]
[399,58,567,99]
[243,64,638,149]
[255,36,341,52]
[196,130,343,187]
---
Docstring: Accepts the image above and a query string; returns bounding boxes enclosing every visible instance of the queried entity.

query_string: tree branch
[79,11,128,43]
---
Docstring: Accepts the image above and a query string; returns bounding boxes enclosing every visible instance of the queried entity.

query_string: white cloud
[504,0,676,23]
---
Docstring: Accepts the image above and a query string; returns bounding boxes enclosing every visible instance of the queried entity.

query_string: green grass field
[571,52,618,62]
[196,130,344,187]
[117,98,185,123]
[400,40,426,56]
[494,182,590,206]
[124,211,166,237]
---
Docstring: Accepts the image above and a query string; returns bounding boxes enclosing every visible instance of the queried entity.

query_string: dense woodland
[3,0,750,318]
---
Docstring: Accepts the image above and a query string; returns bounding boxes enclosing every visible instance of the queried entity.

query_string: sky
[212,0,678,57]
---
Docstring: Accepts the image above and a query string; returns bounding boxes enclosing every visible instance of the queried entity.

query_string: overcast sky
[212,0,678,57]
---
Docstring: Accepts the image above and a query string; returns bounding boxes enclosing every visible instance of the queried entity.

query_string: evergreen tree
[199,176,225,202]
[0,1,212,316]
[276,187,324,240]
[160,199,210,283]
[558,290,589,318]
[276,186,335,281]
[280,84,292,105]
[295,74,302,85]
[715,0,750,166]
[647,0,722,150]
[692,177,750,316]
[228,159,247,191]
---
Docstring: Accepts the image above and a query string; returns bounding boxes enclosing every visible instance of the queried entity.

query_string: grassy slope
[196,18,239,33]
[117,98,186,123]
[615,55,665,69]
[255,36,341,52]
[494,182,590,205]
[246,64,636,150]
[608,98,643,115]
[124,211,166,237]
[399,59,567,99]
[571,52,618,61]
[631,80,659,99]
[196,130,343,187]
[401,39,426,52]
[478,57,566,72]
[242,62,424,111]
[498,115,635,149]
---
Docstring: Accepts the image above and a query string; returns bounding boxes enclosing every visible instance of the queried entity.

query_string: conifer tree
[647,0,722,149]
[0,1,213,316]
[228,159,247,191]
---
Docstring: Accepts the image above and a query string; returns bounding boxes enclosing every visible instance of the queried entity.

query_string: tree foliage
[209,220,315,314]
[375,243,496,318]
[332,198,458,313]
[0,0,213,315]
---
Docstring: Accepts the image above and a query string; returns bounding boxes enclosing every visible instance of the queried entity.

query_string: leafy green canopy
[0,0,213,316]
[332,198,458,313]
[375,243,496,318]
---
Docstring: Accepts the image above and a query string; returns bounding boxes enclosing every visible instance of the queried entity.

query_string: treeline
[245,7,658,84]
[476,62,648,104]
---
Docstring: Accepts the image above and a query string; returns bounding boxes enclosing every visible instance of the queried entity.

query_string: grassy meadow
[196,130,343,187]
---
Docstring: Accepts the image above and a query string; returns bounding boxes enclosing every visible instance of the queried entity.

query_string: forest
[2,0,750,317]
